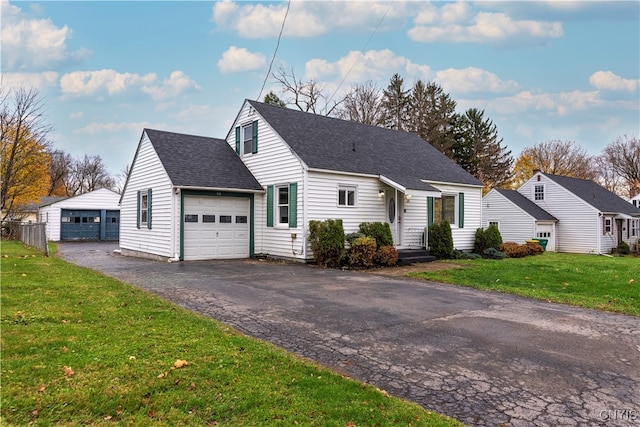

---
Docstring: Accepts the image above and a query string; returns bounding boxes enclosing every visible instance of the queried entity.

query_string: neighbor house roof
[545,173,640,216]
[38,196,68,208]
[145,129,263,192]
[247,100,482,192]
[494,188,557,221]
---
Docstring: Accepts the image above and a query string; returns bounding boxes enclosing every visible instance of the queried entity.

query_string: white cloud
[1,0,90,71]
[211,1,410,38]
[409,6,563,44]
[217,46,266,74]
[69,111,84,120]
[589,71,639,92]
[305,49,432,88]
[483,89,601,115]
[435,67,519,94]
[75,121,156,135]
[1,72,58,90]
[60,69,157,97]
[141,71,201,101]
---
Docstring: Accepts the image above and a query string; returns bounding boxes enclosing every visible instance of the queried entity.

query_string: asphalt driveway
[58,242,640,426]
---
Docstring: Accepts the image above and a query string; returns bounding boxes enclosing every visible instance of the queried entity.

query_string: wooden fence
[2,221,49,256]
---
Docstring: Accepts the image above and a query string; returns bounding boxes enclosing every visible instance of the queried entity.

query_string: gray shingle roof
[38,196,68,208]
[495,188,557,221]
[248,100,482,191]
[546,173,640,216]
[144,129,263,191]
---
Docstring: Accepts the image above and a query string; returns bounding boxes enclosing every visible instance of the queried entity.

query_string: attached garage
[183,196,250,260]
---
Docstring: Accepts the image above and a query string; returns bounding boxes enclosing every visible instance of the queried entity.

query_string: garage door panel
[183,196,250,260]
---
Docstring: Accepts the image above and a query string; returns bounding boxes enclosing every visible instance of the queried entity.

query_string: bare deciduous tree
[336,81,384,126]
[600,134,640,198]
[115,163,131,194]
[517,140,596,180]
[65,154,115,196]
[47,149,73,196]
[271,65,342,116]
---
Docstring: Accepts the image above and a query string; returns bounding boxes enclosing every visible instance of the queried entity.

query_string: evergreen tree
[381,73,409,131]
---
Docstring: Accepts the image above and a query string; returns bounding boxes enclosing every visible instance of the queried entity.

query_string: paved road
[58,242,640,426]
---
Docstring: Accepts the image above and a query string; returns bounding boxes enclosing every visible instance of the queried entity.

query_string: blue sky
[2,0,639,176]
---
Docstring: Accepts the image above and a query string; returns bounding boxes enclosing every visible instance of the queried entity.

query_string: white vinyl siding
[120,132,175,258]
[519,173,600,254]
[483,189,538,245]
[228,101,305,259]
[428,183,482,251]
[38,188,120,241]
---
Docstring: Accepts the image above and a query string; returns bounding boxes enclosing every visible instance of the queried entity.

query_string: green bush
[617,241,630,255]
[374,245,399,266]
[452,249,482,260]
[349,236,377,268]
[474,225,502,254]
[358,222,393,247]
[483,247,507,259]
[308,219,345,267]
[428,221,453,259]
[345,232,364,245]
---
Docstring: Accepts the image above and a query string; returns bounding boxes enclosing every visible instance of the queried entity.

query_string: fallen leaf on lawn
[104,416,112,421]
[187,382,195,391]
[31,409,39,417]
[117,405,123,416]
[37,385,46,393]
[21,273,26,277]
[129,355,136,360]
[346,422,356,427]
[157,372,168,378]
[62,320,70,324]
[174,359,188,369]
[525,276,530,280]
[61,346,68,352]
[148,410,155,418]
[630,279,636,284]
[63,366,74,377]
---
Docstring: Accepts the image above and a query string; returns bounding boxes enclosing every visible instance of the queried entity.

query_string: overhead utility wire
[326,2,393,106]
[257,0,291,101]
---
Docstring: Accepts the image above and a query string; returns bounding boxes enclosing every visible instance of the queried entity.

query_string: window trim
[534,184,545,201]
[137,188,152,229]
[276,184,289,226]
[433,194,458,227]
[337,185,357,207]
[235,120,258,156]
[604,217,612,235]
[488,221,500,230]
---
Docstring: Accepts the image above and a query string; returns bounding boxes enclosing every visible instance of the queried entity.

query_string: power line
[326,2,393,106]
[257,0,291,101]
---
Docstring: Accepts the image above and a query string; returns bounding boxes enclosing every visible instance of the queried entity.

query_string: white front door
[385,190,402,246]
[183,196,250,260]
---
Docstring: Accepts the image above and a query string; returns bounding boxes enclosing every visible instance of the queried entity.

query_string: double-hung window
[534,185,545,201]
[604,217,612,234]
[338,186,356,207]
[137,189,152,229]
[235,121,258,156]
[434,195,456,224]
[242,123,253,155]
[277,185,289,225]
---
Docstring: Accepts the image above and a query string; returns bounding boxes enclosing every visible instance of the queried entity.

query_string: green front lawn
[1,241,461,426]
[409,252,639,316]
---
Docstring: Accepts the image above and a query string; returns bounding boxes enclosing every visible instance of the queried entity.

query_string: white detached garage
[119,129,263,261]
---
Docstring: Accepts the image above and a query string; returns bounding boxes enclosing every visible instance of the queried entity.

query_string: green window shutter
[427,197,434,226]
[289,182,298,228]
[235,126,241,154]
[136,190,141,229]
[266,185,274,227]
[147,188,153,229]
[251,120,258,154]
[458,192,464,229]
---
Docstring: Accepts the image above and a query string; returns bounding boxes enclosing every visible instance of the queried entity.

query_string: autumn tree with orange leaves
[1,86,52,220]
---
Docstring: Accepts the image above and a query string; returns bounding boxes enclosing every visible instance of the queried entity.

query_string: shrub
[308,219,345,267]
[345,232,364,246]
[452,249,482,260]
[474,225,502,254]
[499,242,527,258]
[349,236,377,268]
[358,222,393,247]
[525,241,544,256]
[617,241,630,255]
[428,221,453,259]
[483,247,507,259]
[374,245,399,266]
[474,228,488,254]
[485,224,503,250]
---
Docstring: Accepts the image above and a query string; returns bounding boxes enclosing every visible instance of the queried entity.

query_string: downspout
[301,164,309,260]
[168,187,180,262]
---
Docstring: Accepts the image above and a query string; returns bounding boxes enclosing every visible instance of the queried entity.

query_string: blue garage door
[105,210,120,241]
[61,210,101,241]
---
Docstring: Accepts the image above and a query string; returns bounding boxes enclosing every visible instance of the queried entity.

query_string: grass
[0,241,462,427]
[409,252,639,316]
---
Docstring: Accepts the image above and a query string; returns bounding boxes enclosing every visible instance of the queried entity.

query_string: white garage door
[183,196,250,260]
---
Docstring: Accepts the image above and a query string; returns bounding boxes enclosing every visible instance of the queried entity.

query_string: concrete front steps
[396,248,436,266]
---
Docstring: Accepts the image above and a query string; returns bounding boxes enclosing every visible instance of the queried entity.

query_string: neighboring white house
[485,171,640,254]
[630,194,640,209]
[120,99,483,262]
[38,188,121,241]
[483,188,558,251]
